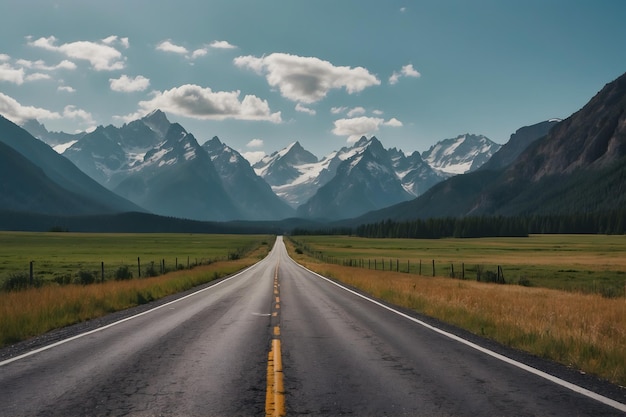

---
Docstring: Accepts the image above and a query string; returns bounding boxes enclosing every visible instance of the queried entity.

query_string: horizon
[1,0,625,161]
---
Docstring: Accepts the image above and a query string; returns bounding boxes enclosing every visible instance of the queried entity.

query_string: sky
[1,0,626,163]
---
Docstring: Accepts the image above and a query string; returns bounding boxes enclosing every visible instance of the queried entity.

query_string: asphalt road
[1,236,624,416]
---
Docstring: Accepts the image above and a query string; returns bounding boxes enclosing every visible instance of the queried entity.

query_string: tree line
[292,210,626,238]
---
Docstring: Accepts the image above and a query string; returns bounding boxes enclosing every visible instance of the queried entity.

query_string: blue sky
[1,0,625,162]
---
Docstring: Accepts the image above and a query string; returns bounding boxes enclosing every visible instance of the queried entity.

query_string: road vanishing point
[1,237,625,416]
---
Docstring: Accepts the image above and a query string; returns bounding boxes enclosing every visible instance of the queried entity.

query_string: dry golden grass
[287,241,626,386]
[0,251,266,348]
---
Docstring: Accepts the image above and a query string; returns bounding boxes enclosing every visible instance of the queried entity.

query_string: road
[1,236,624,416]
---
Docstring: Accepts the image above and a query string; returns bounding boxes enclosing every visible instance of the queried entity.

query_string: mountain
[296,137,414,220]
[478,120,560,172]
[202,137,295,220]
[62,110,294,221]
[63,109,168,187]
[253,141,326,207]
[422,134,501,175]
[111,122,241,221]
[0,115,142,215]
[388,147,445,196]
[353,71,626,223]
[21,119,86,152]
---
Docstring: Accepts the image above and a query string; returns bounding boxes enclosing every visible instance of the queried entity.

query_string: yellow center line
[266,261,285,417]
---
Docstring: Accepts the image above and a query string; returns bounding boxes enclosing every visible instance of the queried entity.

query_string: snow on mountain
[421,134,501,175]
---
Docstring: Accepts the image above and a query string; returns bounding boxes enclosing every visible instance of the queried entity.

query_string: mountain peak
[142,109,171,138]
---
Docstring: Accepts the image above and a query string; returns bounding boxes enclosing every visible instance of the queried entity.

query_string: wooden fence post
[451,263,455,278]
[137,257,141,278]
[29,261,34,286]
[101,261,105,283]
[432,260,435,277]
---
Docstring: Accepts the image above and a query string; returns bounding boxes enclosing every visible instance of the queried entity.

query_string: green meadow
[0,232,270,286]
[289,234,626,297]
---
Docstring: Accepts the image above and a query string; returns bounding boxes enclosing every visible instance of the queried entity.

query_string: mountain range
[353,71,626,224]
[3,70,624,230]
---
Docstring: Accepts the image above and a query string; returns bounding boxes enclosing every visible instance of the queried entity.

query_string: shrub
[115,265,133,280]
[2,272,41,291]
[76,270,96,285]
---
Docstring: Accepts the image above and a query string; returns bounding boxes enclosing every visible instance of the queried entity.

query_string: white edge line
[295,262,626,413]
[0,262,260,368]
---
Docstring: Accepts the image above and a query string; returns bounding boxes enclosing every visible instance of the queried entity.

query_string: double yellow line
[266,263,285,417]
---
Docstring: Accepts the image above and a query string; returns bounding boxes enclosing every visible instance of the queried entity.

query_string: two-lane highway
[1,237,624,416]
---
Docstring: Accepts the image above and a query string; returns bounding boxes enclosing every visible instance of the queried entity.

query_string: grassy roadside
[284,237,626,387]
[0,236,274,348]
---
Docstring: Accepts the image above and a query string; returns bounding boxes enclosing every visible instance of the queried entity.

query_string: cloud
[135,84,282,123]
[109,74,150,92]
[0,63,25,84]
[24,73,51,82]
[389,64,421,85]
[102,35,129,49]
[331,106,348,114]
[0,91,95,127]
[332,116,403,143]
[347,106,366,117]
[156,40,188,55]
[28,35,125,71]
[15,58,76,71]
[157,40,212,60]
[234,52,380,104]
[246,138,264,148]
[384,117,403,127]
[295,103,316,115]
[0,54,10,62]
[0,92,60,124]
[58,85,76,93]
[210,40,237,49]
[62,105,95,124]
[241,151,266,165]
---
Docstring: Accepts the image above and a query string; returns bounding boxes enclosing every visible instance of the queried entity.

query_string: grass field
[0,232,270,287]
[285,235,626,386]
[0,233,274,347]
[289,234,626,297]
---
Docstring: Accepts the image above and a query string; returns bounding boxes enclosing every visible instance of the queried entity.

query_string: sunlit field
[285,235,626,386]
[0,233,274,347]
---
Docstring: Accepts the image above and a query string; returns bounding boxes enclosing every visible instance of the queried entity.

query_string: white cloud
[62,105,95,124]
[0,54,10,62]
[372,109,384,115]
[331,106,348,114]
[28,35,125,71]
[295,103,316,115]
[347,106,366,117]
[0,91,95,127]
[102,35,129,49]
[246,138,264,148]
[0,92,60,124]
[156,40,188,55]
[135,84,282,123]
[210,40,237,49]
[0,63,25,84]
[24,73,51,82]
[58,85,76,93]
[157,40,211,60]
[332,116,403,143]
[389,64,421,85]
[241,151,266,165]
[234,52,380,104]
[15,58,77,72]
[191,48,208,59]
[109,74,150,92]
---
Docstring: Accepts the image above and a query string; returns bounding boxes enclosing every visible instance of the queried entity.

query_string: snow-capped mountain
[63,110,169,187]
[422,134,501,175]
[59,110,289,221]
[112,121,241,221]
[297,137,416,219]
[21,118,86,153]
[254,137,447,216]
[203,137,295,220]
